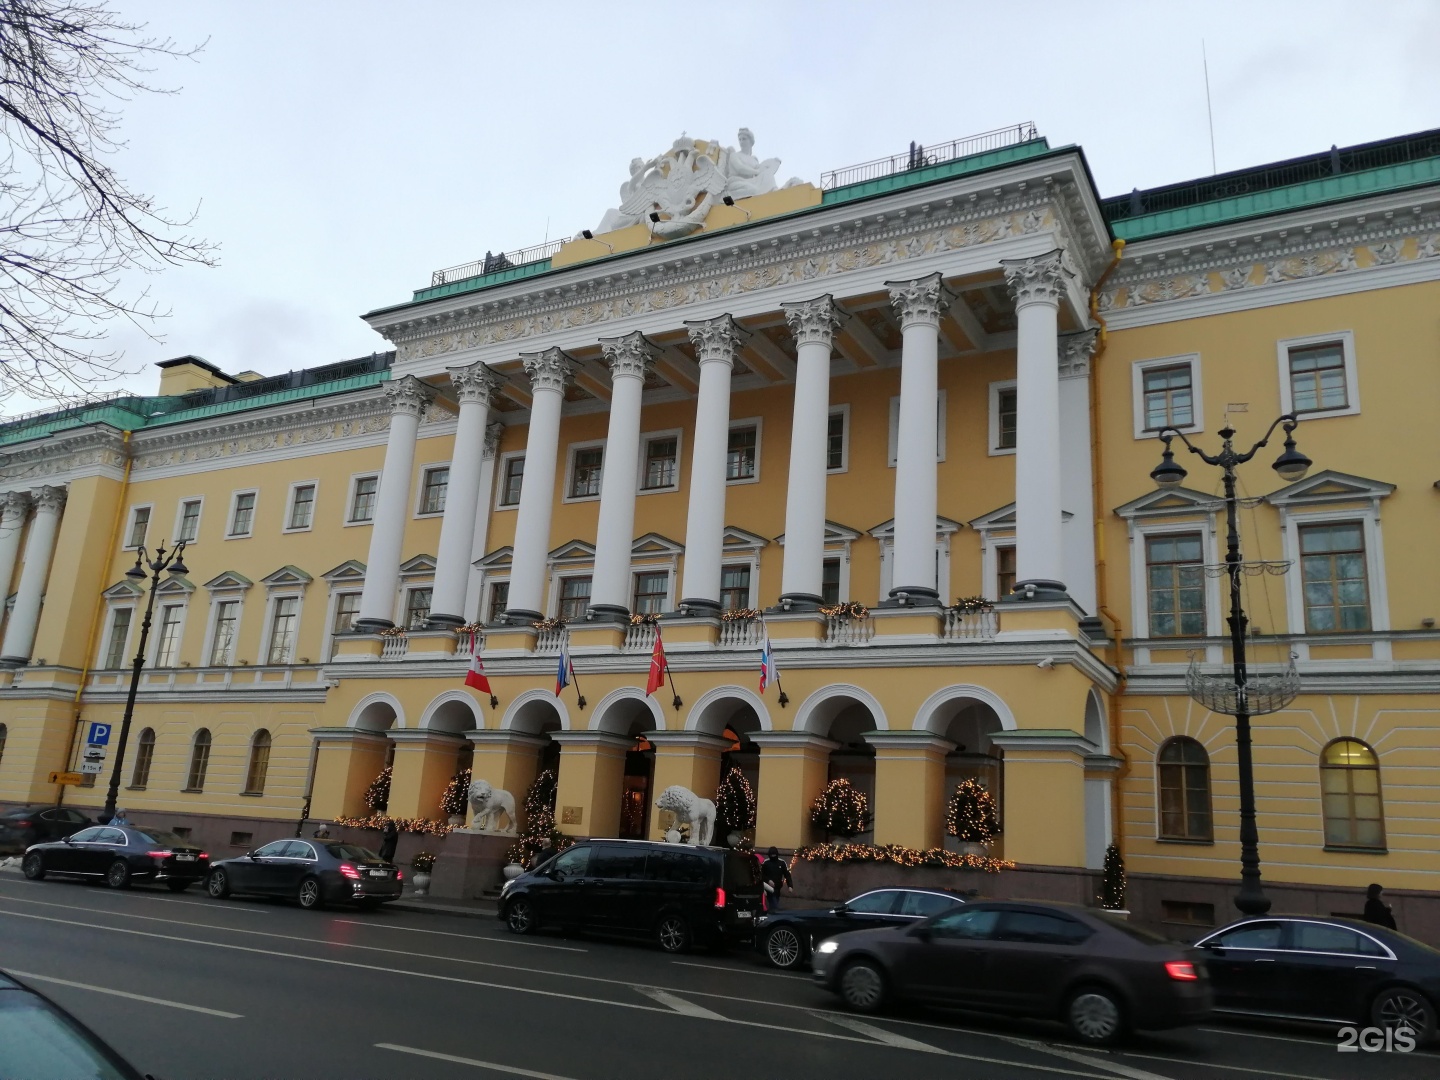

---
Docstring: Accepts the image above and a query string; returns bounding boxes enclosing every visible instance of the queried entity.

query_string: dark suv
[499,840,763,953]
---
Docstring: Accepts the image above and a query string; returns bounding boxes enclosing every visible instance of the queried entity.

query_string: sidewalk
[388,894,499,920]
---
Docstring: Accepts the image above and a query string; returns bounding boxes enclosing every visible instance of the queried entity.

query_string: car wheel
[21,853,44,881]
[206,868,231,899]
[104,860,132,890]
[297,876,325,910]
[764,926,806,970]
[1372,986,1437,1044]
[505,898,536,935]
[655,914,693,954]
[166,880,191,893]
[1066,985,1127,1046]
[838,958,888,1013]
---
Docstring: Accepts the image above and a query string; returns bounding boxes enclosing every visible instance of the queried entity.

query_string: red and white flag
[645,632,669,696]
[464,636,492,694]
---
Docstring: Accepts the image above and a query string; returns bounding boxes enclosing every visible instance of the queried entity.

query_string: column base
[0,656,27,669]
[1004,579,1070,603]
[425,612,466,629]
[500,608,543,624]
[674,598,720,616]
[878,586,941,609]
[354,618,395,634]
[773,593,822,612]
[585,605,630,623]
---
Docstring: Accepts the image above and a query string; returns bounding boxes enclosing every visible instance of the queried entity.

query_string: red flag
[465,636,492,694]
[645,633,668,696]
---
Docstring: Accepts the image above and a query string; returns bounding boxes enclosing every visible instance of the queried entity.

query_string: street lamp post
[1149,416,1311,917]
[100,539,189,824]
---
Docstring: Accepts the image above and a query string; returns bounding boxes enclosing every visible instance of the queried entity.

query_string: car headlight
[816,939,839,955]
[500,879,515,896]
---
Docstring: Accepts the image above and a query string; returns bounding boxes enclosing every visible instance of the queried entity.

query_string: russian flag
[759,628,778,694]
[555,637,573,696]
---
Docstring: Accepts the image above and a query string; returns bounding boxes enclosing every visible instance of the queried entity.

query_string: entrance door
[618,744,653,840]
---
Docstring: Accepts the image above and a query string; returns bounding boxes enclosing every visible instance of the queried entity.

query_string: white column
[679,315,749,613]
[0,492,32,628]
[504,348,575,620]
[0,485,65,665]
[429,363,499,627]
[590,332,658,618]
[779,295,845,607]
[463,421,504,622]
[885,273,953,602]
[1003,249,1071,598]
[356,376,435,631]
[1059,329,1099,614]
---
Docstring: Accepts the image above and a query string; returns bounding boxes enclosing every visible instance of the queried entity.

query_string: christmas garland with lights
[819,601,870,620]
[441,768,471,818]
[628,612,661,626]
[332,813,453,836]
[377,626,407,638]
[1099,843,1127,909]
[810,778,872,839]
[531,617,567,632]
[949,596,995,613]
[721,608,762,621]
[945,779,1000,844]
[795,842,1014,874]
[363,766,392,812]
[714,767,756,834]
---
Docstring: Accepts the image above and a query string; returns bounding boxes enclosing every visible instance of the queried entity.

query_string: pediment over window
[476,546,512,569]
[721,526,769,554]
[398,554,436,576]
[155,575,195,595]
[101,579,145,600]
[202,571,253,593]
[1113,487,1221,522]
[1266,470,1395,511]
[547,539,596,565]
[775,520,863,547]
[631,532,683,557]
[260,565,313,589]
[868,515,963,541]
[321,559,366,582]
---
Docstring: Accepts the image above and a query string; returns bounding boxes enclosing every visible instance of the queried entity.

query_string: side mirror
[62,836,73,845]
[831,903,850,916]
[247,851,260,859]
[909,925,932,941]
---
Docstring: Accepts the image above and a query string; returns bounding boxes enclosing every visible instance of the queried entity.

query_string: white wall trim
[1279,505,1390,637]
[913,684,1018,734]
[793,682,890,735]
[1131,353,1205,440]
[589,686,665,735]
[1276,328,1360,420]
[986,380,1016,457]
[685,683,774,735]
[560,439,606,504]
[282,480,319,534]
[637,427,684,495]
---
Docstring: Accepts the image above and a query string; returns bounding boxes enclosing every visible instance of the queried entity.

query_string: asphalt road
[0,871,1433,1080]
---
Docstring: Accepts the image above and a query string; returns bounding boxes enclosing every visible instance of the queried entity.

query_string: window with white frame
[153,604,185,667]
[1277,332,1360,419]
[287,484,316,531]
[632,571,668,615]
[720,564,752,611]
[229,492,256,537]
[126,506,151,549]
[995,545,1016,599]
[641,434,679,491]
[558,576,591,620]
[209,599,241,666]
[826,407,849,472]
[349,475,378,523]
[404,587,432,629]
[498,454,525,507]
[888,390,947,465]
[266,596,300,664]
[1298,522,1370,633]
[1145,533,1206,637]
[1131,355,1203,438]
[821,559,841,605]
[332,592,361,635]
[988,382,1017,454]
[485,580,510,622]
[102,607,133,668]
[176,499,202,543]
[419,467,449,515]
[568,446,603,499]
[726,424,758,482]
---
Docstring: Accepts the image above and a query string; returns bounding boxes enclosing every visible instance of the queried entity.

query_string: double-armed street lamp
[1149,415,1312,917]
[100,539,189,824]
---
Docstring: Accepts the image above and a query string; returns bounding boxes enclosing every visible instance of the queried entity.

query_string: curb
[388,898,499,920]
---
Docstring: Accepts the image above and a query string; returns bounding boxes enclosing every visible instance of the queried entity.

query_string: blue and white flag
[555,637,573,696]
[759,628,779,694]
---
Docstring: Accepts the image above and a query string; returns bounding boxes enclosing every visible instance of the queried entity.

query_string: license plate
[368,869,387,877]
[736,911,752,919]
[175,854,196,861]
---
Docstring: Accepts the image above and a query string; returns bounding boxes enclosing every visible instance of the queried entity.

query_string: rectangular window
[1142,364,1195,431]
[720,565,751,611]
[350,477,378,523]
[287,485,316,530]
[632,571,667,615]
[266,596,299,664]
[154,605,184,667]
[559,576,592,621]
[1146,533,1206,637]
[570,448,603,498]
[726,426,757,481]
[1300,523,1370,632]
[332,592,361,635]
[127,507,151,549]
[209,600,239,666]
[826,411,846,471]
[821,558,841,606]
[177,500,202,543]
[1289,343,1349,414]
[103,608,133,668]
[997,389,1018,449]
[229,492,256,537]
[996,546,1017,599]
[404,588,432,630]
[420,468,449,515]
[486,581,510,622]
[642,437,678,490]
[500,456,525,507]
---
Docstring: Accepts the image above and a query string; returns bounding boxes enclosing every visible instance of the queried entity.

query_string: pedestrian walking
[529,838,554,870]
[109,808,130,827]
[1363,882,1397,929]
[760,846,792,912]
[378,818,399,863]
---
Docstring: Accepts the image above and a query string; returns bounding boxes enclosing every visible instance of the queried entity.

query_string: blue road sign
[87,722,112,747]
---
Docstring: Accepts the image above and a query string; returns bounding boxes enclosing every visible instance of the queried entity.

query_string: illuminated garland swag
[796,843,1014,874]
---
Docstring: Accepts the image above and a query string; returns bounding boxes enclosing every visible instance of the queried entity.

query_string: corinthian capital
[384,374,438,418]
[483,421,504,460]
[0,491,32,520]
[684,314,751,366]
[885,273,954,328]
[520,347,577,394]
[1058,328,1099,379]
[599,331,659,381]
[1002,249,1071,308]
[447,362,500,405]
[782,294,849,348]
[31,484,66,514]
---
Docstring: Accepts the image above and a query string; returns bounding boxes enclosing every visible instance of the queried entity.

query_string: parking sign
[87,722,112,747]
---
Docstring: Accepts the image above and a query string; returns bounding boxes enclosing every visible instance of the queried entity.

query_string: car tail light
[1165,960,1199,981]
[147,850,171,859]
[198,852,209,860]
[339,863,362,880]
[396,870,403,881]
[714,887,726,909]
[13,820,32,829]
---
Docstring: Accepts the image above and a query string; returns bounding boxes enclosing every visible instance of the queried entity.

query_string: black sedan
[1197,915,1440,1043]
[207,838,404,910]
[757,887,966,969]
[813,900,1212,1045]
[0,969,146,1079]
[0,804,90,854]
[22,825,209,890]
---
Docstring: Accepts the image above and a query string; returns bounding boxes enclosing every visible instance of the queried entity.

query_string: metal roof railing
[431,239,567,287]
[820,123,1041,191]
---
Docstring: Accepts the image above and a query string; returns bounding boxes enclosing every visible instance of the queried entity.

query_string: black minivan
[498,840,763,953]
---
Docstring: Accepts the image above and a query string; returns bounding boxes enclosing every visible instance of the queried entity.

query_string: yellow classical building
[1,124,1437,934]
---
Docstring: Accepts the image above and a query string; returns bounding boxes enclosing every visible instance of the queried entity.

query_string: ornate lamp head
[1151,436,1188,488]
[1272,425,1312,483]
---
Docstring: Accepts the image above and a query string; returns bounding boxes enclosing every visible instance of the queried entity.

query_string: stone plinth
[429,830,516,901]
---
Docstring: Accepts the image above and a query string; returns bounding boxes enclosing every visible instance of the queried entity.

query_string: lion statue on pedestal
[654,785,716,847]
[467,779,517,834]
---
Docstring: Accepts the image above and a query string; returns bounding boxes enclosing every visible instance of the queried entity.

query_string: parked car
[499,839,764,953]
[0,804,91,854]
[22,825,209,891]
[1197,915,1440,1043]
[813,900,1213,1045]
[757,887,966,970]
[206,838,403,910]
[0,968,147,1079]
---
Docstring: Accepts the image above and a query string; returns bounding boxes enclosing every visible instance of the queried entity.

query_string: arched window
[244,730,271,795]
[1321,739,1385,850]
[131,728,155,788]
[186,729,212,792]
[1157,737,1212,841]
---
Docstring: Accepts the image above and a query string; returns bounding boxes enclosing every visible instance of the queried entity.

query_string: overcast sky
[38,0,1440,404]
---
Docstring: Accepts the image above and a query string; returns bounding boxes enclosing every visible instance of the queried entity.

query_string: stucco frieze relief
[0,429,128,486]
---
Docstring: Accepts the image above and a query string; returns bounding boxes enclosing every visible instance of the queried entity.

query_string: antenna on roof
[1202,39,1217,175]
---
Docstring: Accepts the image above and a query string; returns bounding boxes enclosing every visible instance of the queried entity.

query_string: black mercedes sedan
[813,900,1212,1045]
[0,969,147,1079]
[1197,915,1440,1043]
[757,887,966,969]
[206,838,403,910]
[0,804,91,854]
[22,824,209,890]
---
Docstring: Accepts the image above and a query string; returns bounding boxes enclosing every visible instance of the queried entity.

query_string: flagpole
[760,618,789,707]
[569,656,587,710]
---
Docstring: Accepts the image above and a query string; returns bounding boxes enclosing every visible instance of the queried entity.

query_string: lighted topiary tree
[714,767,756,840]
[440,768,471,820]
[1099,843,1127,910]
[507,769,567,865]
[363,765,391,814]
[945,779,1000,846]
[810,778,871,840]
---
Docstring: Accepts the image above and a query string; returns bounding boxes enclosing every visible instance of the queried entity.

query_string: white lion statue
[655,785,716,847]
[467,779,517,834]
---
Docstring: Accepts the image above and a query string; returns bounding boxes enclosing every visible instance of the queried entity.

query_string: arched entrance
[591,690,664,839]
[687,687,769,844]
[916,686,1016,854]
[795,685,887,843]
[420,692,483,787]
[503,691,566,777]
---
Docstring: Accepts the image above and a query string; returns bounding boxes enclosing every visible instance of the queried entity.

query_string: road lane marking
[634,986,727,1020]
[999,1042,1176,1080]
[377,1044,578,1079]
[1113,1050,1341,1080]
[331,918,586,952]
[671,959,805,979]
[818,1012,948,1054]
[1200,1025,1440,1059]
[0,880,269,913]
[9,969,242,1018]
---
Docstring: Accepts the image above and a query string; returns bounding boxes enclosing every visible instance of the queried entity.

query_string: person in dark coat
[760,846,793,912]
[378,819,399,863]
[1363,883,1397,929]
